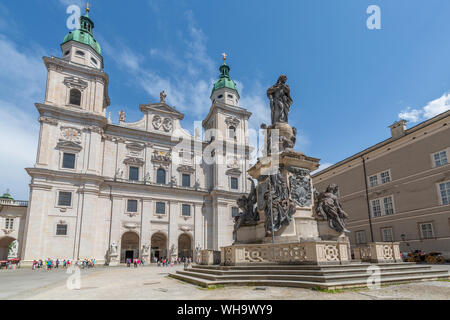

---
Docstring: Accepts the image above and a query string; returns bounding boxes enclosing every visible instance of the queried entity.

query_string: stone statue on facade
[267,74,293,124]
[115,168,123,179]
[142,244,150,254]
[119,110,126,122]
[160,90,167,103]
[144,172,151,183]
[110,241,118,255]
[314,184,349,234]
[234,179,259,235]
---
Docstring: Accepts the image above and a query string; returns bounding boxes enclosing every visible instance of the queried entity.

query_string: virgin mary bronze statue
[267,74,293,124]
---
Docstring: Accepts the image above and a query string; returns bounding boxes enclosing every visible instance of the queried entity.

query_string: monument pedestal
[221,240,351,266]
[109,254,119,266]
[353,242,402,263]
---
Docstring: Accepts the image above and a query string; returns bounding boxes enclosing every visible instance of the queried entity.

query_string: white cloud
[398,93,450,123]
[100,11,216,118]
[0,34,46,200]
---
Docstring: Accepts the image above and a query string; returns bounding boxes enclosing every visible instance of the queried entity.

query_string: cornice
[36,103,107,127]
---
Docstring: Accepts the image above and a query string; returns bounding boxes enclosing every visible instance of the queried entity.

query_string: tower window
[58,191,72,207]
[157,168,166,184]
[230,177,239,190]
[62,153,76,169]
[182,174,191,187]
[91,57,97,65]
[75,50,85,56]
[64,50,70,56]
[228,126,236,139]
[69,89,81,106]
[218,95,223,99]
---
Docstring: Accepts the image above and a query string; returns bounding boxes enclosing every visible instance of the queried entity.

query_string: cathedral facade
[20,10,251,264]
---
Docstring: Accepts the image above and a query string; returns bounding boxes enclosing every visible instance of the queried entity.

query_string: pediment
[140,102,184,120]
[56,140,82,151]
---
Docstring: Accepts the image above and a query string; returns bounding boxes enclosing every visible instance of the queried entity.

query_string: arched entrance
[151,232,167,261]
[178,233,192,259]
[120,232,139,263]
[0,236,16,260]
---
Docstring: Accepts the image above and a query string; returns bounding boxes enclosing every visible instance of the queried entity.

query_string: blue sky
[1,0,450,200]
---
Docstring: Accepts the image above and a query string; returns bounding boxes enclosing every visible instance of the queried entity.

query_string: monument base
[353,242,402,263]
[108,254,120,266]
[200,250,221,265]
[221,240,351,266]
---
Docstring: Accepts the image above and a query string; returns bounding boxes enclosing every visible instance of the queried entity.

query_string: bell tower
[202,55,252,250]
[43,4,109,115]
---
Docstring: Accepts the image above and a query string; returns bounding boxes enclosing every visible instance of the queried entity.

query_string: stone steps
[169,263,449,289]
[187,264,431,276]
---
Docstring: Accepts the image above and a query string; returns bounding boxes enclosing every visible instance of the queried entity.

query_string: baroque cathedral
[20,8,252,264]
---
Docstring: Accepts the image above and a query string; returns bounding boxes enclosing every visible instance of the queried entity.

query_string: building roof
[211,63,239,96]
[0,190,13,200]
[312,110,450,177]
[62,12,101,55]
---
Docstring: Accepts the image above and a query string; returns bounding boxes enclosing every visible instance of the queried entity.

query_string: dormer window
[69,89,81,106]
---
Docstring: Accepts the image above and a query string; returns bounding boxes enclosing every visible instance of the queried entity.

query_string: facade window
[380,171,391,184]
[56,224,68,236]
[371,199,381,217]
[182,174,191,187]
[62,153,76,169]
[127,199,138,213]
[69,89,81,106]
[383,196,395,215]
[4,218,14,230]
[157,168,166,184]
[381,227,393,242]
[355,231,367,244]
[231,207,239,218]
[58,191,72,207]
[419,223,434,239]
[440,182,450,205]
[371,196,395,217]
[228,126,236,139]
[369,170,392,187]
[181,204,191,217]
[434,151,448,167]
[155,202,166,215]
[129,166,139,181]
[369,175,378,188]
[230,177,239,190]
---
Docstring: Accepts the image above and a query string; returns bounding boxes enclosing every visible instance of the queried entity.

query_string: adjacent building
[17,9,252,264]
[0,191,27,260]
[312,111,450,258]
